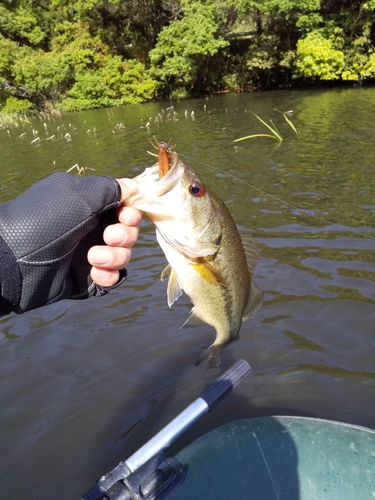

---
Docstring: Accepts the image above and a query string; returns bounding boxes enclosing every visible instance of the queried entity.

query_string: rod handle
[199,359,251,411]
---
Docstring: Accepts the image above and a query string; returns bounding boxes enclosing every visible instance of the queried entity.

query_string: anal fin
[181,308,207,328]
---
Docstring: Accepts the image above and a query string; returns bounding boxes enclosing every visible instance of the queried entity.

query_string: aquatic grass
[37,108,63,121]
[0,108,64,130]
[233,110,298,143]
[234,111,282,143]
[276,108,299,135]
[0,112,31,128]
[66,164,95,176]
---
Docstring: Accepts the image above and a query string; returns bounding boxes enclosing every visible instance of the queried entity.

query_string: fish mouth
[155,153,183,195]
[125,153,182,214]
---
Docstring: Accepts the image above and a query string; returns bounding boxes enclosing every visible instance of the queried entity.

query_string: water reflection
[0,88,374,499]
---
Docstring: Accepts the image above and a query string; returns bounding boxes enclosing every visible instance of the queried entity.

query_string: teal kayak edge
[170,416,375,500]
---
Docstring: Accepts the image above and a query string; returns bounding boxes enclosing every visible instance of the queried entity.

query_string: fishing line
[180,153,371,239]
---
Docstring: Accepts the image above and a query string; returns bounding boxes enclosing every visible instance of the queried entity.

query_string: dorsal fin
[241,234,259,275]
[242,281,264,321]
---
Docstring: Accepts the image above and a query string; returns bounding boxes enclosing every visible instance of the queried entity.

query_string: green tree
[0,4,45,46]
[295,31,345,80]
[150,2,229,96]
[230,0,322,88]
[0,2,159,112]
[2,0,375,113]
[60,56,157,111]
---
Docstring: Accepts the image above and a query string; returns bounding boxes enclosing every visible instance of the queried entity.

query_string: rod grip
[199,359,251,411]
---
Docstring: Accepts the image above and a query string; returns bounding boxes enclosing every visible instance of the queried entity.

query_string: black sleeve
[0,172,125,316]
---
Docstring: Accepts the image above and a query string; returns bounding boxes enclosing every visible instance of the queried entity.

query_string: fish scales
[125,148,263,368]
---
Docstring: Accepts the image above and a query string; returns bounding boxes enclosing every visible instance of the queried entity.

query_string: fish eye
[189,183,204,197]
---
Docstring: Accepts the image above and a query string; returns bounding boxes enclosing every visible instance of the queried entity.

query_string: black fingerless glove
[0,173,126,316]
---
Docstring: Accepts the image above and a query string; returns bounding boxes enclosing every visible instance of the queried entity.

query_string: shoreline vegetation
[1,1,375,116]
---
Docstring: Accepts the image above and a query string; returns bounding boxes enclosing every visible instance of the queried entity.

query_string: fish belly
[156,230,240,342]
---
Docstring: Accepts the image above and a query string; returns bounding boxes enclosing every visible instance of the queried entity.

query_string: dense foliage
[1,0,375,112]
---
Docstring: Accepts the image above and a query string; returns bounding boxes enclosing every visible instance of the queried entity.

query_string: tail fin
[195,344,224,370]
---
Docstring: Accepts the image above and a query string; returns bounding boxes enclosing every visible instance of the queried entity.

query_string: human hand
[88,178,143,287]
[0,173,142,315]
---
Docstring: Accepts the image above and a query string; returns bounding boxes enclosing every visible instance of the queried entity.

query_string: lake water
[0,88,374,499]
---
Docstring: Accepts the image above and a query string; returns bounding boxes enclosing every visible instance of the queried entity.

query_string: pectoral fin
[161,265,182,307]
[192,260,227,288]
[242,281,264,321]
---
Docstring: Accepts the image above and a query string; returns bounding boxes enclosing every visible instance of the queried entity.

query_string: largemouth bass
[125,147,263,369]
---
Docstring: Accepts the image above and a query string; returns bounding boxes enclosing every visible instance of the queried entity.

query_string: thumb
[116,178,138,203]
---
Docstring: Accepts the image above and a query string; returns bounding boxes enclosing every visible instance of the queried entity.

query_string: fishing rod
[82,359,251,500]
